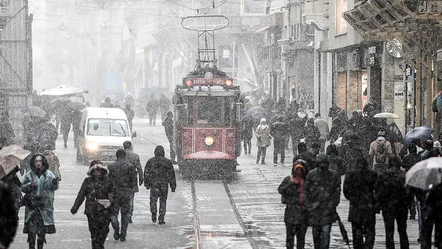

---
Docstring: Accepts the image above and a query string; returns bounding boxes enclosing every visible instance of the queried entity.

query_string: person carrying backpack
[369,129,392,173]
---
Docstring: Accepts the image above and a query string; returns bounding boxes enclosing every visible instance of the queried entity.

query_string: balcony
[0,0,12,31]
[302,0,329,30]
[258,44,281,61]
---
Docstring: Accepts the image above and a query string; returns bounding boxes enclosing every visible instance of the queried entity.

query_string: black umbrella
[337,215,351,248]
[403,126,435,147]
[244,106,272,126]
[23,106,46,118]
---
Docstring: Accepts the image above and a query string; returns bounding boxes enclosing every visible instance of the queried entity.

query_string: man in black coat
[376,155,411,249]
[271,115,288,166]
[108,149,136,241]
[162,111,176,163]
[144,145,176,225]
[426,181,442,249]
[402,145,420,220]
[344,158,377,249]
[123,141,143,223]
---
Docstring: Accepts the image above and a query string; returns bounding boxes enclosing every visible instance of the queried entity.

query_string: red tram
[173,69,242,174]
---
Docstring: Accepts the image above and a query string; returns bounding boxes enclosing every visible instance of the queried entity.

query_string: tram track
[190,179,261,249]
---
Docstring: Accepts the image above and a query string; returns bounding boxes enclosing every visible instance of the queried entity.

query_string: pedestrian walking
[242,116,254,155]
[21,154,59,249]
[305,154,341,249]
[71,110,81,148]
[376,155,411,249]
[278,159,308,249]
[70,160,114,249]
[108,149,137,241]
[292,142,316,173]
[100,97,114,108]
[0,179,18,249]
[124,104,135,133]
[123,141,143,223]
[343,158,377,249]
[369,129,392,173]
[144,145,176,225]
[162,111,177,163]
[402,144,420,220]
[159,94,171,123]
[314,113,329,153]
[271,115,288,166]
[146,94,159,126]
[304,118,320,149]
[426,179,442,249]
[59,111,72,149]
[255,118,271,164]
[287,104,306,155]
[326,144,347,176]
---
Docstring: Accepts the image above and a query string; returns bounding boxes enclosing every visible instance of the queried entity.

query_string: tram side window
[195,97,223,125]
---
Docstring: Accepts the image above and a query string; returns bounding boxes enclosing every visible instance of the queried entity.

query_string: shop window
[336,0,348,35]
[241,0,267,15]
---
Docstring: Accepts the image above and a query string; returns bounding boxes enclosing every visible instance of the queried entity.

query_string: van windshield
[87,119,129,137]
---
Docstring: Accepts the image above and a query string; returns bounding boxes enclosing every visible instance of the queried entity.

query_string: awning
[255,25,271,33]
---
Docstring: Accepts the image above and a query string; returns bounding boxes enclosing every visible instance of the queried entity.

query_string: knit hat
[316,153,329,163]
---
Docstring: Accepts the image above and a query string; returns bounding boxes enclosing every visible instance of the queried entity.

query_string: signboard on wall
[394,84,404,101]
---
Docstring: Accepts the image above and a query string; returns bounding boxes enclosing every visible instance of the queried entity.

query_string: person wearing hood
[271,115,288,166]
[278,160,308,249]
[70,160,114,249]
[305,154,341,249]
[144,145,176,225]
[21,154,59,249]
[108,149,136,242]
[344,158,377,249]
[255,118,271,164]
[369,129,392,173]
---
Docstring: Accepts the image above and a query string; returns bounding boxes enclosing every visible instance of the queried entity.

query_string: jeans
[312,224,332,249]
[256,147,267,163]
[111,191,131,237]
[285,223,307,249]
[150,186,169,221]
[382,211,409,249]
[351,219,375,249]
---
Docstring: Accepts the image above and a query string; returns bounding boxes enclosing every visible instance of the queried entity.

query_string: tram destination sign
[185,77,232,87]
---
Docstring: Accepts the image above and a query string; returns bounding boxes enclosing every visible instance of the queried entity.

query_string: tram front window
[195,97,226,126]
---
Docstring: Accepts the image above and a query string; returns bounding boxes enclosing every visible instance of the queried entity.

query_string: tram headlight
[186,79,193,87]
[225,79,232,87]
[204,136,214,146]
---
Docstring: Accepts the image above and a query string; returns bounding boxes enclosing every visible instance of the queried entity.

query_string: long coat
[278,176,308,224]
[125,150,143,193]
[144,146,176,192]
[71,164,114,215]
[376,167,410,215]
[0,180,18,248]
[21,168,58,231]
[305,168,341,226]
[255,124,271,148]
[343,166,377,223]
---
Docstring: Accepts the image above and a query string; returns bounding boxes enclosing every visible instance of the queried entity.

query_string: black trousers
[285,222,307,249]
[87,213,110,249]
[273,139,285,164]
[382,211,409,249]
[243,137,252,154]
[111,191,131,237]
[26,211,46,248]
[150,186,169,221]
[351,218,375,249]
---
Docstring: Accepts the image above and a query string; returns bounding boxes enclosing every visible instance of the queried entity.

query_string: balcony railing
[404,0,442,14]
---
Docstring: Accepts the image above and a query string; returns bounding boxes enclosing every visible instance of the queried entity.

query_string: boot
[37,244,43,249]
[151,213,157,223]
[113,228,120,241]
[29,243,35,249]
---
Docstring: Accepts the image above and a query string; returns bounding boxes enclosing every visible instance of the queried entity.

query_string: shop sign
[394,84,404,100]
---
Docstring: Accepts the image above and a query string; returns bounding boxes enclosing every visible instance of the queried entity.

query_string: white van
[76,107,131,165]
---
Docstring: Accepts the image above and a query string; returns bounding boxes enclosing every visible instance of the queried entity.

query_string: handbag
[92,182,111,211]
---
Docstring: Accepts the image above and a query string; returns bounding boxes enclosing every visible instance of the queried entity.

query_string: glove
[70,207,77,215]
[171,188,176,193]
[52,178,59,185]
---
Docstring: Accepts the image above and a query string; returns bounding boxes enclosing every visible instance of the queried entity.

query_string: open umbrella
[41,85,86,96]
[373,112,400,119]
[50,97,71,105]
[337,215,351,249]
[23,106,46,118]
[0,145,31,179]
[402,126,434,147]
[406,157,442,190]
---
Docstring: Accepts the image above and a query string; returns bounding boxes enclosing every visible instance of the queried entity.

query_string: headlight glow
[86,142,98,151]
[204,136,214,146]
[225,79,232,87]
